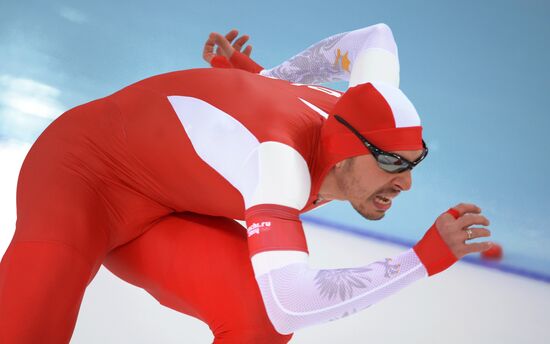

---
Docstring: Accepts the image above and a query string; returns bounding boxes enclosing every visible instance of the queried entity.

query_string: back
[108,68,340,218]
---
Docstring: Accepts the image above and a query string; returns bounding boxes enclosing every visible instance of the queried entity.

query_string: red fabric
[104,213,293,343]
[447,208,460,219]
[0,241,100,343]
[0,67,422,341]
[413,223,458,276]
[323,127,423,156]
[0,98,168,342]
[318,83,424,178]
[0,70,336,341]
[210,52,264,74]
[210,55,233,68]
[331,83,397,131]
[229,50,264,74]
[245,204,308,257]
[323,83,423,154]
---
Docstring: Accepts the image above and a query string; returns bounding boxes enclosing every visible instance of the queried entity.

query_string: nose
[393,170,412,191]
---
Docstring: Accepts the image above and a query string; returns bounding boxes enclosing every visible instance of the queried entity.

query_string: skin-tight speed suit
[0,24,457,343]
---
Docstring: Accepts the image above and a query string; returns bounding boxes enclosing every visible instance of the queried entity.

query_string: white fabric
[248,24,431,335]
[175,24,427,335]
[251,251,309,276]
[168,96,311,210]
[298,98,329,119]
[370,82,421,127]
[348,48,400,87]
[254,249,427,334]
[248,141,311,209]
[260,23,399,86]
[167,95,260,203]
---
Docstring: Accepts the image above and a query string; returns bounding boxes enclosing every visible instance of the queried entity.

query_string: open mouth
[373,195,393,211]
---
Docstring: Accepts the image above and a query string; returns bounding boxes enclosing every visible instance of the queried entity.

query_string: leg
[0,241,105,343]
[0,109,112,343]
[0,183,109,344]
[0,173,110,343]
[104,213,293,343]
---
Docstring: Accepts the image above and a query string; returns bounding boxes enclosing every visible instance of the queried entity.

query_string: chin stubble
[352,200,385,221]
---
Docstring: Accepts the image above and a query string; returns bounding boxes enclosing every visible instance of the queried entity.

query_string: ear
[335,157,354,170]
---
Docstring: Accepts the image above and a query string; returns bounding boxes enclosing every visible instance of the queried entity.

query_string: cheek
[357,179,373,199]
[350,158,387,199]
[334,170,351,197]
[358,173,390,201]
[335,167,357,200]
[348,175,374,202]
[335,159,390,201]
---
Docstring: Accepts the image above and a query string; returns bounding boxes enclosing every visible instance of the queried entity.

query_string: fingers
[232,35,250,51]
[213,33,233,51]
[206,29,252,61]
[444,203,487,229]
[457,214,490,228]
[224,29,239,44]
[462,241,494,255]
[435,202,495,260]
[462,227,491,241]
[202,33,217,62]
[450,203,481,217]
[212,33,234,57]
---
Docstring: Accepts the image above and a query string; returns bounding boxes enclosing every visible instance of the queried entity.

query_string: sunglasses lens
[376,154,409,173]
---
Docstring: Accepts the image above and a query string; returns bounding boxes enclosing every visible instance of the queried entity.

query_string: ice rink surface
[2,143,549,344]
[72,225,550,344]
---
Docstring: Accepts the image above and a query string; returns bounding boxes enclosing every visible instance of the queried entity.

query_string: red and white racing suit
[0,24,455,343]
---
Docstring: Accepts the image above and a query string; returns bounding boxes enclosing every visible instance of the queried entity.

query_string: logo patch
[247,221,272,237]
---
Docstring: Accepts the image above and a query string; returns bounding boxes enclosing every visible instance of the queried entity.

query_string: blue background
[1,0,549,280]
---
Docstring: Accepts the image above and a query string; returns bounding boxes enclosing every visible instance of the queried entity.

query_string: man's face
[334,149,425,221]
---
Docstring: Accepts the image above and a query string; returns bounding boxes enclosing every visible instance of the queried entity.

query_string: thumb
[202,33,217,62]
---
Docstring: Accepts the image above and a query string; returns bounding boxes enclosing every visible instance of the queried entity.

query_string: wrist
[210,55,233,68]
[229,50,264,73]
[413,223,457,276]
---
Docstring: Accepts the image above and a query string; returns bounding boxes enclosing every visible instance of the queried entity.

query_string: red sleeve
[210,56,233,68]
[413,223,458,276]
[209,52,264,74]
[229,51,264,73]
[245,204,308,258]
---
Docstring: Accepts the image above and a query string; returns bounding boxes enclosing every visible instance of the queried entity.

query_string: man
[0,24,492,343]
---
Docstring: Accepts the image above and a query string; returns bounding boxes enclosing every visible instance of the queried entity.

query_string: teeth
[376,196,390,204]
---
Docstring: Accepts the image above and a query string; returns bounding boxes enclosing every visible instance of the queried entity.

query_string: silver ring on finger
[466,229,473,240]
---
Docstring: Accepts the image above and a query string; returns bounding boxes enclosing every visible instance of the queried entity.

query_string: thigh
[103,213,293,343]
[0,125,112,343]
[13,99,120,260]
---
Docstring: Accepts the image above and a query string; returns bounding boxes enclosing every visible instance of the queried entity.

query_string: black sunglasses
[334,115,428,173]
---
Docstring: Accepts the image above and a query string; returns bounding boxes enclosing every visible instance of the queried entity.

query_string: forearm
[252,249,426,334]
[261,23,400,86]
[249,216,458,334]
[242,142,455,335]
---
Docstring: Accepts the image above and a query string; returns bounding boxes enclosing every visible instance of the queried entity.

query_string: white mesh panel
[261,23,398,85]
[255,249,427,334]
